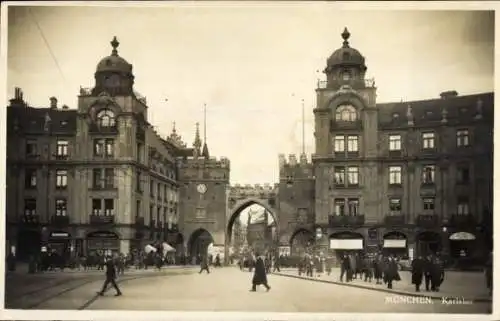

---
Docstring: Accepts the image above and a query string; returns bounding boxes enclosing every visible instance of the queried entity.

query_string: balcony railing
[51,215,70,226]
[416,214,439,228]
[317,78,376,89]
[328,214,365,226]
[20,215,40,225]
[89,215,115,225]
[384,214,406,226]
[449,214,477,227]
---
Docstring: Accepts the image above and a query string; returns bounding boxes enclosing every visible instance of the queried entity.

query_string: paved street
[274,267,491,301]
[26,267,490,313]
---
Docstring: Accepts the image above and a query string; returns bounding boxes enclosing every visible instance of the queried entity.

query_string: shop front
[449,232,477,259]
[416,231,441,257]
[47,231,72,259]
[329,231,364,260]
[86,231,120,257]
[382,231,408,258]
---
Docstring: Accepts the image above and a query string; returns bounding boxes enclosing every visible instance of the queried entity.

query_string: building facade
[5,37,228,261]
[311,28,493,261]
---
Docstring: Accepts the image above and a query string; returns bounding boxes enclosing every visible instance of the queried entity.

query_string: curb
[273,272,492,304]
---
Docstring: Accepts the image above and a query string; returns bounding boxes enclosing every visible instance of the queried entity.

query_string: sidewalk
[6,263,196,275]
[273,268,491,303]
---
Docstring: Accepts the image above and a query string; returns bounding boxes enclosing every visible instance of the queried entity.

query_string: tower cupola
[323,28,368,89]
[92,36,135,96]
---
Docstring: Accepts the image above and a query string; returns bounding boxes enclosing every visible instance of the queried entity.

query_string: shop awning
[449,232,476,241]
[330,239,363,250]
[383,239,407,248]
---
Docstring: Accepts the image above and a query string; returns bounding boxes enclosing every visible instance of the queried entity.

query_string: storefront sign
[50,232,70,238]
[449,232,476,241]
[383,239,407,248]
[330,239,363,250]
[87,231,119,239]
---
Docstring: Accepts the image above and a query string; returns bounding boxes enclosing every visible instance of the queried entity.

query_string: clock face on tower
[197,183,207,194]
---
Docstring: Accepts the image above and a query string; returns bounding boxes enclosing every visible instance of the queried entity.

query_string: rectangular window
[137,143,143,162]
[104,199,114,216]
[157,183,162,200]
[389,198,402,213]
[334,198,345,216]
[92,199,102,215]
[136,172,142,192]
[26,139,37,157]
[55,198,67,216]
[389,166,402,185]
[94,139,104,157]
[150,179,155,196]
[105,139,114,157]
[334,135,345,152]
[422,197,435,211]
[55,169,68,189]
[136,200,141,218]
[347,166,359,185]
[196,208,206,219]
[422,132,435,149]
[334,167,345,185]
[456,129,470,147]
[347,135,359,152]
[347,198,359,216]
[389,134,401,151]
[149,205,154,222]
[93,169,102,188]
[104,168,114,188]
[456,164,470,184]
[25,169,37,188]
[24,198,37,216]
[422,165,436,184]
[157,206,162,224]
[457,196,469,215]
[56,140,69,157]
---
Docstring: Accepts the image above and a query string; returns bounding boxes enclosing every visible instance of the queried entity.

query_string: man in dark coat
[250,253,271,292]
[373,255,383,284]
[214,254,221,267]
[384,256,400,289]
[411,255,425,292]
[199,255,210,274]
[97,256,122,296]
[430,256,444,292]
[363,256,373,282]
[424,255,433,291]
[340,254,351,282]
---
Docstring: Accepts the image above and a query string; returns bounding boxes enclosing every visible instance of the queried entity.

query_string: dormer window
[335,105,357,122]
[96,109,116,127]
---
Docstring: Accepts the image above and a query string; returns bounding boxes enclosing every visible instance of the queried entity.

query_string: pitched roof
[7,106,77,134]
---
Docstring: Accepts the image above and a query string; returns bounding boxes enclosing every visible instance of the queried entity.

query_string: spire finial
[172,121,177,133]
[342,27,351,48]
[193,122,202,153]
[111,36,119,56]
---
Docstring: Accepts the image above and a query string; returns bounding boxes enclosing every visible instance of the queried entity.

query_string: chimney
[440,91,458,99]
[9,87,25,107]
[50,97,58,109]
[62,104,69,110]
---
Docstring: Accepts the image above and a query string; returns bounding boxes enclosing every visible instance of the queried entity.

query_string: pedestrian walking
[272,256,281,273]
[340,254,351,282]
[373,255,383,284]
[411,255,425,292]
[384,256,400,289]
[250,253,271,292]
[325,256,332,276]
[430,255,445,292]
[424,255,432,291]
[214,254,221,267]
[199,255,210,274]
[97,255,122,297]
[363,256,373,282]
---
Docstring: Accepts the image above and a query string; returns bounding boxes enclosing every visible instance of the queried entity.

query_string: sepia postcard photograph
[0,2,497,321]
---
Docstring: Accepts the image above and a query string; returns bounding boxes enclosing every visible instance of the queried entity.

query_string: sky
[6,5,495,184]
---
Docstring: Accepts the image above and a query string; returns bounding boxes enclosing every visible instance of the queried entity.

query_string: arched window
[96,109,116,127]
[335,105,357,122]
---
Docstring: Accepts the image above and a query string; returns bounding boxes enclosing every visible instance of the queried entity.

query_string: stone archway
[187,228,214,264]
[16,229,41,261]
[289,228,314,256]
[416,231,441,256]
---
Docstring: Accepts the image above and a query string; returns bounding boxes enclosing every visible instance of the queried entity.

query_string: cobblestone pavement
[273,267,491,302]
[33,267,490,313]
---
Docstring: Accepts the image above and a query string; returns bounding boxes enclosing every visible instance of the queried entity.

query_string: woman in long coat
[250,253,271,292]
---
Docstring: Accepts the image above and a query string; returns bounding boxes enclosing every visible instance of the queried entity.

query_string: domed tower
[92,36,134,96]
[323,27,368,90]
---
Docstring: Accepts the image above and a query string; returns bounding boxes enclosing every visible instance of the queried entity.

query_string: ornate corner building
[5,29,494,264]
